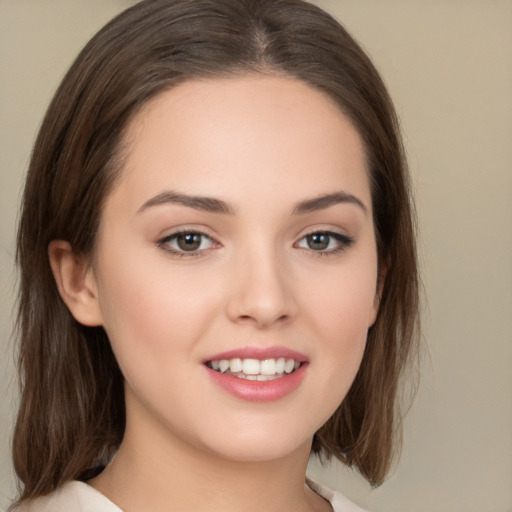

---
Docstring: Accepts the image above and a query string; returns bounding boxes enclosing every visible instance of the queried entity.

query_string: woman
[12,0,419,510]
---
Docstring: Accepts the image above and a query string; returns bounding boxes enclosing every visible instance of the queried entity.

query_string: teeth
[208,357,301,379]
[230,358,243,372]
[284,359,295,373]
[260,359,276,375]
[242,358,260,375]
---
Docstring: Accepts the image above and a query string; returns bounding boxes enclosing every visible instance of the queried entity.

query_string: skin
[50,75,380,512]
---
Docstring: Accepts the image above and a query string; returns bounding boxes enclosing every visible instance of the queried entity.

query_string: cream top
[14,479,368,512]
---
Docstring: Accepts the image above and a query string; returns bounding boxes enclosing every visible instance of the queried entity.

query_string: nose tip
[226,257,297,329]
[235,298,291,328]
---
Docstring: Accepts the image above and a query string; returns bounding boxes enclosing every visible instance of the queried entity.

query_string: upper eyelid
[295,226,353,240]
[157,226,219,242]
[157,227,215,242]
[157,230,219,257]
[297,230,354,243]
[156,227,354,248]
[294,231,355,258]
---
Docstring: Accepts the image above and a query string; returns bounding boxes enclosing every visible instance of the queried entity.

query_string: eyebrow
[138,190,367,216]
[138,191,236,215]
[292,191,368,215]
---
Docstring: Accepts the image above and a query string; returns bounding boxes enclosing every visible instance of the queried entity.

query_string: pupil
[307,233,329,250]
[177,233,201,251]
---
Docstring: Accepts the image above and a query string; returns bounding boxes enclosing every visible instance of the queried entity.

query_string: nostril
[236,313,291,327]
[275,313,291,324]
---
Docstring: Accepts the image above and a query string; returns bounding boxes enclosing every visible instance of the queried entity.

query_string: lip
[203,346,309,402]
[203,346,309,364]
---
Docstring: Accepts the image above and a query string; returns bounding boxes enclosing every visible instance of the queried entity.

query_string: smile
[203,347,308,401]
[206,358,302,381]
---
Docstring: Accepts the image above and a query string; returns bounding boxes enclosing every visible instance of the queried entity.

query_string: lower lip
[205,364,308,402]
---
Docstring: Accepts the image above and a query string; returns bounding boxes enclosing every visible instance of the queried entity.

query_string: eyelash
[157,230,218,258]
[157,229,355,258]
[294,230,355,257]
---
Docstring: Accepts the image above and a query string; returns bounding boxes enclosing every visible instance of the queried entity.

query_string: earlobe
[48,240,103,327]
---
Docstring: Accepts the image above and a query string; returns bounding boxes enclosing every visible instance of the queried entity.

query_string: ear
[368,262,388,327]
[48,240,103,326]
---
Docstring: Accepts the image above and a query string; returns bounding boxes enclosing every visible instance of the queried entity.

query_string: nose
[226,248,298,329]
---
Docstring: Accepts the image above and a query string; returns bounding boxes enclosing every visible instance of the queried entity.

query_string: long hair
[13,0,419,503]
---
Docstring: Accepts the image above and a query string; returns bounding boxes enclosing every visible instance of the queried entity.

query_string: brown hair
[13,0,419,503]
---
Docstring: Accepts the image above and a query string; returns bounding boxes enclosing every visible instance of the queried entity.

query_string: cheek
[304,257,377,334]
[94,251,220,372]
[300,254,377,387]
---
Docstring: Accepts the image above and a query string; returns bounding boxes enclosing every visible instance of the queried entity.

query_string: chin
[194,423,314,464]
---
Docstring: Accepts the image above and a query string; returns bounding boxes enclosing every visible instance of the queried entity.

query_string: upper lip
[203,346,309,363]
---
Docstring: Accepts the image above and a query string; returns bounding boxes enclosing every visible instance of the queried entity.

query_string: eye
[295,231,354,255]
[158,230,217,256]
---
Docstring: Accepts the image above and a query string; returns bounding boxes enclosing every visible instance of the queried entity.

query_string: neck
[89,399,330,512]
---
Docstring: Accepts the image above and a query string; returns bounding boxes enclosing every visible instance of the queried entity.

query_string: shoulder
[11,481,122,512]
[307,478,370,512]
[13,478,366,512]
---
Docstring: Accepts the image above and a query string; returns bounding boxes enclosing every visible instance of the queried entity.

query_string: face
[88,76,379,463]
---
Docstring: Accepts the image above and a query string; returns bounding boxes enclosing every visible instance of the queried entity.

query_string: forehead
[111,75,371,213]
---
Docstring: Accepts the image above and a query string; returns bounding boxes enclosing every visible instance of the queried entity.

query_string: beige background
[1,1,511,510]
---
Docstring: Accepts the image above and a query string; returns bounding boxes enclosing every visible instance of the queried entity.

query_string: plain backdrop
[1,1,511,511]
